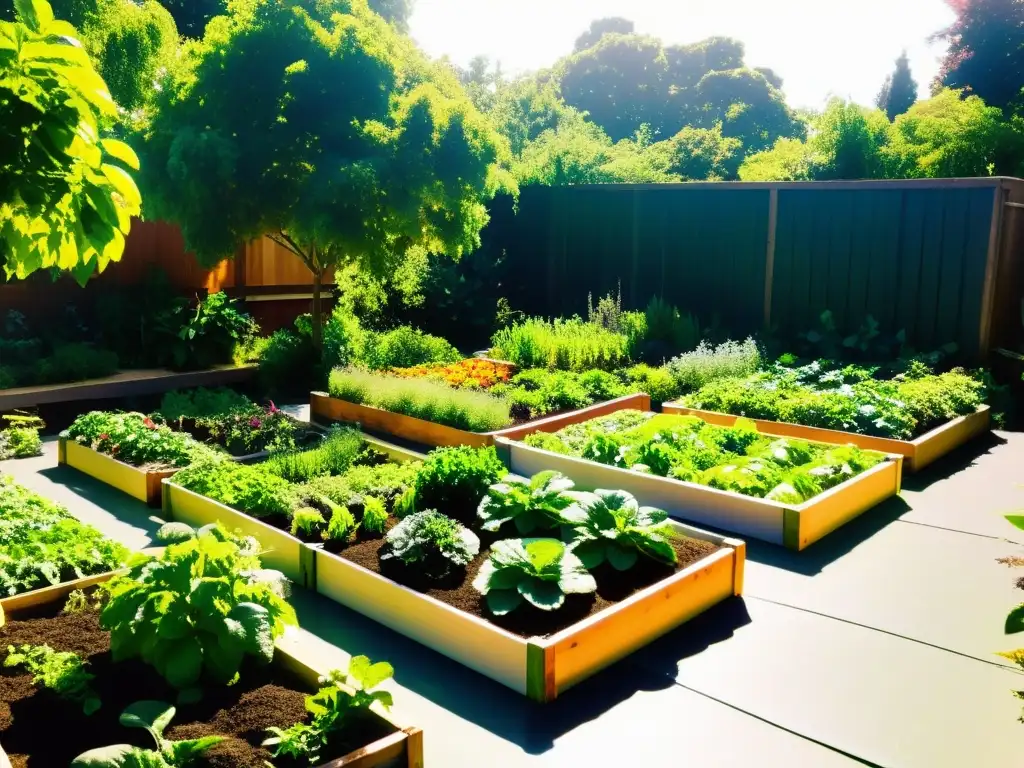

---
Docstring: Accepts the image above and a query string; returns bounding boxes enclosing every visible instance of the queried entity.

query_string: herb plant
[666,338,762,392]
[4,643,101,714]
[302,461,421,511]
[361,325,461,370]
[380,511,480,578]
[490,316,631,372]
[324,504,357,542]
[411,446,506,525]
[172,458,295,519]
[264,656,395,765]
[101,525,297,695]
[291,508,327,538]
[561,490,678,570]
[264,427,364,482]
[477,471,576,534]
[361,497,388,536]
[71,700,223,768]
[472,539,597,615]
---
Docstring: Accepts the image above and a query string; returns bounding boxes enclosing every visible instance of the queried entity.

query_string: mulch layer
[0,594,393,768]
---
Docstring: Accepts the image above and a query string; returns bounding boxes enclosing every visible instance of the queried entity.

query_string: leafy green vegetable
[561,490,678,570]
[412,446,507,525]
[4,643,101,714]
[66,411,210,469]
[264,655,395,764]
[324,504,357,543]
[472,538,596,615]
[360,497,388,537]
[172,458,294,519]
[380,511,480,578]
[291,508,326,538]
[477,471,575,534]
[101,525,297,695]
[301,461,421,511]
[71,700,223,767]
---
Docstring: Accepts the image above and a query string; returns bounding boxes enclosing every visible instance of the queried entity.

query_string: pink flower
[267,400,281,414]
[250,417,262,429]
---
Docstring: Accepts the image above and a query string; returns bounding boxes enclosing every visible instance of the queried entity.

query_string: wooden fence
[490,178,1024,357]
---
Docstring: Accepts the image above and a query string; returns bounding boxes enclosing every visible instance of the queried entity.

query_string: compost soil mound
[337,531,721,638]
[0,601,394,768]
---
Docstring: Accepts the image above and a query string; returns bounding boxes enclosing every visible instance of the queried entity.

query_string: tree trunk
[311,267,323,350]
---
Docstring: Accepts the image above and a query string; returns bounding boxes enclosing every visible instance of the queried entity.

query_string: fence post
[763,187,779,328]
[978,182,1007,355]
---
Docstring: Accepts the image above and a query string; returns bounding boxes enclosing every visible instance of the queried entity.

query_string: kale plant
[264,655,395,765]
[380,511,479,578]
[71,700,223,767]
[561,490,678,570]
[101,525,297,697]
[476,471,575,534]
[472,538,596,615]
[4,643,101,714]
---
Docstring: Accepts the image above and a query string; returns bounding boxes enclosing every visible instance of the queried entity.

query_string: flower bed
[505,410,901,549]
[0,534,421,768]
[669,362,990,471]
[389,358,515,389]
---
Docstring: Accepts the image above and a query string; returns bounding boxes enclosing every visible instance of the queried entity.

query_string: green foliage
[412,445,506,525]
[154,292,256,371]
[4,643,100,714]
[491,316,632,372]
[664,124,743,180]
[158,387,251,424]
[525,410,886,502]
[361,496,388,536]
[561,489,677,570]
[66,411,207,469]
[155,522,196,545]
[574,17,634,52]
[0,413,44,459]
[477,471,576,534]
[876,50,918,121]
[264,655,395,765]
[738,137,813,181]
[643,297,700,354]
[323,301,369,373]
[0,474,128,595]
[301,461,421,511]
[1,0,141,283]
[328,367,512,432]
[172,459,294,519]
[264,428,365,483]
[71,700,224,767]
[291,507,327,539]
[156,0,223,38]
[139,0,512,349]
[324,503,357,543]
[489,367,628,422]
[101,525,297,693]
[362,326,461,370]
[619,364,681,404]
[686,362,986,440]
[472,538,596,615]
[667,338,762,392]
[380,511,480,578]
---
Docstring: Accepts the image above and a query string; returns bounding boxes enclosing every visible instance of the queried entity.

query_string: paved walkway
[4,430,1022,767]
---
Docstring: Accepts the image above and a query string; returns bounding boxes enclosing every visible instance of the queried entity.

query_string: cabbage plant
[476,470,575,534]
[561,489,677,570]
[472,538,596,615]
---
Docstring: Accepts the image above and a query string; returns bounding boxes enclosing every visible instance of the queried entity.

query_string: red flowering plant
[210,401,299,456]
[64,411,204,469]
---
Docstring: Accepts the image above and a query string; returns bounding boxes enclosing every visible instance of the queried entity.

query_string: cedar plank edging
[662,404,991,473]
[313,523,743,702]
[0,576,424,768]
[0,365,256,411]
[59,437,177,508]
[309,391,651,449]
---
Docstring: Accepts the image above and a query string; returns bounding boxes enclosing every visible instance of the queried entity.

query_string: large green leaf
[518,578,565,610]
[163,638,204,688]
[348,655,394,690]
[229,602,275,662]
[486,588,523,616]
[570,538,605,569]
[605,543,638,571]
[1005,515,1024,533]
[1006,604,1024,634]
[100,138,140,170]
[120,700,176,742]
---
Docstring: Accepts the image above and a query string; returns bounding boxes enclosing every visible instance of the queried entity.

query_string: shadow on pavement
[291,589,751,754]
[38,464,165,541]
[742,495,912,576]
[900,431,1009,493]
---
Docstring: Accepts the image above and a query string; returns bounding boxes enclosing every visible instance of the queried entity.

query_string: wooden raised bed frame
[495,437,902,551]
[662,404,991,473]
[0,573,423,768]
[314,523,744,703]
[59,436,176,508]
[310,391,651,449]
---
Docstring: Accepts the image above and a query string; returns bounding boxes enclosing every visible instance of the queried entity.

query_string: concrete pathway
[4,430,1022,767]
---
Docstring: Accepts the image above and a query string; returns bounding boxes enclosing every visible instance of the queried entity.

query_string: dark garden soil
[331,529,721,639]
[0,596,394,768]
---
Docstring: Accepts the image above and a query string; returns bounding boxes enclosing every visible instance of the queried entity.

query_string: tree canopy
[139,0,511,343]
[1,0,141,282]
[876,50,918,121]
[574,17,634,52]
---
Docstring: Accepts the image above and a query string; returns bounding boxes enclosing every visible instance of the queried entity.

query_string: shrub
[472,538,596,615]
[154,291,256,371]
[31,343,119,385]
[619,364,681,403]
[412,446,506,525]
[380,511,480,578]
[256,324,319,397]
[667,338,762,392]
[327,368,511,432]
[66,411,206,468]
[172,459,294,519]
[159,387,252,423]
[101,525,297,692]
[0,414,44,459]
[644,297,700,353]
[490,317,631,372]
[322,302,368,372]
[263,427,364,483]
[362,326,461,370]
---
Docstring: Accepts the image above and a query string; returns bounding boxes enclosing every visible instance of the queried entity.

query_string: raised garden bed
[497,411,903,551]
[0,573,423,768]
[58,437,177,508]
[663,404,991,474]
[314,521,744,702]
[310,391,651,449]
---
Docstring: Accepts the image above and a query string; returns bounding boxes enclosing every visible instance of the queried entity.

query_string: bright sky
[409,0,957,110]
